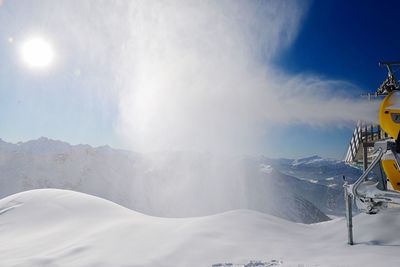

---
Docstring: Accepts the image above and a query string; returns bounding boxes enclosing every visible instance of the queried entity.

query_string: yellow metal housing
[379,91,400,139]
[381,152,400,191]
[379,92,400,191]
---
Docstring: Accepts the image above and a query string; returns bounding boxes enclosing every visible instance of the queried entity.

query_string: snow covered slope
[256,156,362,216]
[0,189,399,267]
[265,155,362,187]
[0,137,139,210]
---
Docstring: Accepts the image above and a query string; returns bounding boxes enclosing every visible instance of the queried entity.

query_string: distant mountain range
[254,155,362,216]
[0,137,361,223]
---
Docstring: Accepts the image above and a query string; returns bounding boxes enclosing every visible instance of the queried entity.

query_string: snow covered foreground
[0,189,399,267]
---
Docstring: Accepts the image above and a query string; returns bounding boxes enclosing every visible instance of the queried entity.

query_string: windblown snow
[0,138,361,223]
[0,189,399,267]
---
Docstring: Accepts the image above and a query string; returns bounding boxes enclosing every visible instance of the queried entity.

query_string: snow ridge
[0,189,399,267]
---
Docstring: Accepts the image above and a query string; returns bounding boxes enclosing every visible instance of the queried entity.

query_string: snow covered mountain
[0,189,399,267]
[254,155,362,216]
[0,137,360,223]
[263,155,361,187]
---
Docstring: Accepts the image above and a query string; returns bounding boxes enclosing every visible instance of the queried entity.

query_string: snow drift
[0,189,399,267]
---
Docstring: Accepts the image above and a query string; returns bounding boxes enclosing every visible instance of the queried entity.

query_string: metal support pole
[344,183,354,245]
[363,145,368,171]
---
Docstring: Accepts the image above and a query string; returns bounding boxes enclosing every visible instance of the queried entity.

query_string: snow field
[0,189,399,267]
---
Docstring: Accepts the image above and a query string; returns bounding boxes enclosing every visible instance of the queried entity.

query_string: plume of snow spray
[109,0,377,216]
[113,0,377,154]
[10,0,376,154]
[3,0,379,216]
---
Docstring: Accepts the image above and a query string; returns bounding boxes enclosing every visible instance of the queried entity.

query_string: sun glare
[20,37,54,69]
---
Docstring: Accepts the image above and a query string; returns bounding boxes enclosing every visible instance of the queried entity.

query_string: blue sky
[0,1,399,159]
[267,0,400,158]
[280,0,400,89]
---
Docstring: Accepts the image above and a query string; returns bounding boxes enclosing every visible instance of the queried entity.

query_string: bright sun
[20,37,54,69]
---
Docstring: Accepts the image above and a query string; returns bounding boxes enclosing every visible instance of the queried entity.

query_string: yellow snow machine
[344,62,400,245]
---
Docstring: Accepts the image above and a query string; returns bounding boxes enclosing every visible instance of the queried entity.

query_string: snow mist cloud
[112,0,377,154]
[14,0,377,154]
[4,0,378,217]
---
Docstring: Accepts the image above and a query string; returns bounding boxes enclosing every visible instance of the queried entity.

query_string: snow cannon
[379,91,400,191]
[344,62,400,245]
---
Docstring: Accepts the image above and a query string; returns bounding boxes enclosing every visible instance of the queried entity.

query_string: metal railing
[345,121,388,165]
